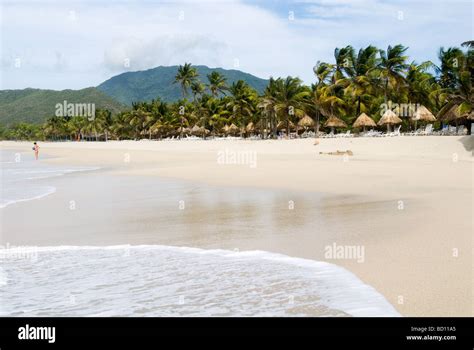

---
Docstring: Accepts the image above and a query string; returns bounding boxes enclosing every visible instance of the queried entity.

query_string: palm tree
[190,81,206,102]
[378,44,409,103]
[126,108,153,139]
[437,49,473,134]
[337,45,379,122]
[227,80,258,136]
[307,62,336,135]
[436,47,465,91]
[273,77,310,135]
[43,116,68,141]
[332,46,354,83]
[174,63,199,100]
[67,115,88,141]
[405,61,436,107]
[207,71,228,97]
[258,77,281,138]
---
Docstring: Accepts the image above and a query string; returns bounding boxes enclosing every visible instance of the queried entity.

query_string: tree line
[1,42,472,140]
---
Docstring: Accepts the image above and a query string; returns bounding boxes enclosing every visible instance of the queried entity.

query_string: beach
[0,136,472,317]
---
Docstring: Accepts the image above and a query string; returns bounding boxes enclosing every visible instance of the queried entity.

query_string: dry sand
[1,136,473,316]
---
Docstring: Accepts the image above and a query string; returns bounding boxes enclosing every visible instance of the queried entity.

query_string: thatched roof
[439,104,461,121]
[324,116,347,128]
[298,115,315,128]
[228,123,239,134]
[277,120,295,130]
[353,113,376,128]
[440,104,474,121]
[378,109,402,125]
[191,125,203,135]
[177,126,191,133]
[246,122,255,132]
[412,105,436,122]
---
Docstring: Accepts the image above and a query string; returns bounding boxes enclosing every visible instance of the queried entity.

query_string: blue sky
[1,0,472,90]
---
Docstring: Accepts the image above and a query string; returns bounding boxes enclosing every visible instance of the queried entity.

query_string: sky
[0,0,472,90]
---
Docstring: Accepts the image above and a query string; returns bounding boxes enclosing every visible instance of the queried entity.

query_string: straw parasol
[352,113,376,131]
[246,122,255,133]
[439,104,459,122]
[191,124,202,135]
[439,104,473,122]
[277,120,295,131]
[378,109,402,132]
[324,115,347,134]
[228,123,239,135]
[178,126,191,134]
[222,125,230,134]
[412,105,436,122]
[298,115,315,129]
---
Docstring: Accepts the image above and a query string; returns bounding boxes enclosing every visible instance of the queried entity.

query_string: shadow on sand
[459,135,474,155]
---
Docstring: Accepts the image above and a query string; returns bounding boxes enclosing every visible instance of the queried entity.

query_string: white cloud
[0,0,471,90]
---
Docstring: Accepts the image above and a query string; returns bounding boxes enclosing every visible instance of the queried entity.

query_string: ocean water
[0,149,98,208]
[0,245,400,317]
[0,149,400,317]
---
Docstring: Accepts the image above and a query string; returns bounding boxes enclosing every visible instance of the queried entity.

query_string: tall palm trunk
[314,112,320,136]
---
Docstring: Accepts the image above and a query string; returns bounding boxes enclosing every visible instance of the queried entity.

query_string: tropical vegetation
[1,43,472,140]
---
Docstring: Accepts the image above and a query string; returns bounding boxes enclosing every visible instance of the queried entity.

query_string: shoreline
[1,137,473,316]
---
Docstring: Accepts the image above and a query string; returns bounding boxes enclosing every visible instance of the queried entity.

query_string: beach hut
[378,109,402,132]
[352,113,376,132]
[298,115,315,130]
[324,116,347,134]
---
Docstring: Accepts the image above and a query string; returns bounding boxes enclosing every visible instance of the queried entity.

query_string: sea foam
[0,245,400,317]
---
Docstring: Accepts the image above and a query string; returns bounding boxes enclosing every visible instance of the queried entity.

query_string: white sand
[1,136,473,316]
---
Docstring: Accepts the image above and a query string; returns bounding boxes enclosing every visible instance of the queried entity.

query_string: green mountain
[0,87,127,125]
[97,65,269,105]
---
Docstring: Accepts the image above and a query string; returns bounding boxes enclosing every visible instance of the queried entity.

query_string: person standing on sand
[33,142,40,160]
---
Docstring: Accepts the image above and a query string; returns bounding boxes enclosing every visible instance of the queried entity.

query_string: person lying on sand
[319,150,353,156]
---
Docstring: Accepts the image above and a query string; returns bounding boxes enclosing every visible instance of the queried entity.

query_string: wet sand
[1,136,473,316]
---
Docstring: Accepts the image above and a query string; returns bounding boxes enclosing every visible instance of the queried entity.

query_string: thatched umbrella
[438,104,460,122]
[178,126,191,134]
[246,122,255,134]
[228,123,239,135]
[412,105,436,122]
[378,109,402,132]
[202,127,210,137]
[222,125,230,135]
[277,120,295,131]
[411,105,436,130]
[352,113,376,132]
[298,115,315,130]
[191,124,202,136]
[324,115,347,134]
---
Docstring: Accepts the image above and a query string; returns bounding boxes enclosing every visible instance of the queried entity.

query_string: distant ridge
[97,65,269,105]
[0,65,269,125]
[0,87,127,125]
